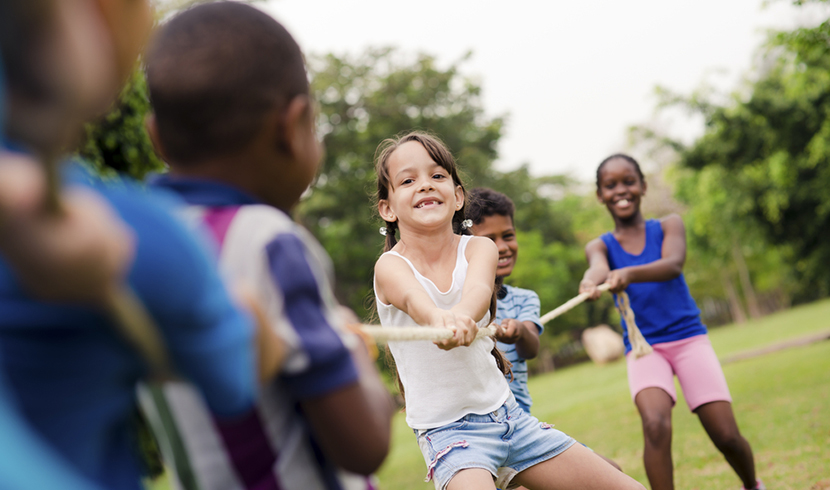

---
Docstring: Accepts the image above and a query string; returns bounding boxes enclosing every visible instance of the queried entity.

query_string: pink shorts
[626,334,732,411]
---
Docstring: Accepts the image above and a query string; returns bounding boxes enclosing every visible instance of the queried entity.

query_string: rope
[359,323,498,343]
[535,282,652,359]
[614,290,653,359]
[359,283,653,359]
[539,283,611,324]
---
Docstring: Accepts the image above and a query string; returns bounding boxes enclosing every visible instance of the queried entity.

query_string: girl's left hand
[606,268,631,293]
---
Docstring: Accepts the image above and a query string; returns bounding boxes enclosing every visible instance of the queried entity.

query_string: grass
[373,299,830,490]
[146,299,830,490]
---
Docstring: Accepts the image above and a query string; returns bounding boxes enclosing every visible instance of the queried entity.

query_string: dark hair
[374,131,469,253]
[467,187,515,225]
[146,2,308,165]
[373,131,511,390]
[595,153,645,190]
[0,0,54,101]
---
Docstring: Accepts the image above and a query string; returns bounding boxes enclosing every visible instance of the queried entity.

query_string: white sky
[263,0,824,181]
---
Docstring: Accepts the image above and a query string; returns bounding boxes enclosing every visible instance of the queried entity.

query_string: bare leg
[596,451,623,471]
[512,444,645,490]
[635,388,674,490]
[447,468,497,490]
[695,401,757,489]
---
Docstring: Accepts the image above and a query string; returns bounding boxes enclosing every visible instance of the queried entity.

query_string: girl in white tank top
[372,132,645,490]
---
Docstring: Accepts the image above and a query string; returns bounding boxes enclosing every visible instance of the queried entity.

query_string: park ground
[147,299,830,490]
[374,299,830,490]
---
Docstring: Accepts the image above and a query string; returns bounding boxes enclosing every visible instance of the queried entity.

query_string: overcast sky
[263,0,824,181]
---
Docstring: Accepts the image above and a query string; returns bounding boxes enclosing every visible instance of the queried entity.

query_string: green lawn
[147,299,830,490]
[374,299,830,490]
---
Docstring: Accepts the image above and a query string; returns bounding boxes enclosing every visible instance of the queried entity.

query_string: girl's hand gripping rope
[430,308,478,350]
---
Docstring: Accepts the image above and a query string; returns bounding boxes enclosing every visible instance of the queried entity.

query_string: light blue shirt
[495,285,543,413]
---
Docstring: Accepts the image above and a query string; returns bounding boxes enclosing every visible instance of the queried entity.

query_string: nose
[418,178,435,192]
[494,237,509,254]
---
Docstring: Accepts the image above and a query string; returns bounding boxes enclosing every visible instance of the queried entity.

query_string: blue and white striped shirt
[495,285,543,413]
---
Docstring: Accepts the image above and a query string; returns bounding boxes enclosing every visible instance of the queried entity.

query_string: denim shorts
[415,396,575,490]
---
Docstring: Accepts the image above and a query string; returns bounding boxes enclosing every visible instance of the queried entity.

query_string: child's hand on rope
[605,268,632,293]
[0,153,135,305]
[431,309,478,350]
[340,306,379,361]
[578,278,604,301]
[495,318,523,344]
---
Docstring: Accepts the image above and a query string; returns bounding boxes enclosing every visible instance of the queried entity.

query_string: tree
[298,48,505,315]
[79,68,165,180]
[676,10,830,303]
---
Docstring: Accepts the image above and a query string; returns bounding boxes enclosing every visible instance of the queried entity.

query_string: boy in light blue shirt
[468,187,622,473]
[467,188,542,413]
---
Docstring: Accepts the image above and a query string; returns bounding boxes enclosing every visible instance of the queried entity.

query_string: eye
[401,178,415,185]
[432,173,447,180]
[503,233,516,241]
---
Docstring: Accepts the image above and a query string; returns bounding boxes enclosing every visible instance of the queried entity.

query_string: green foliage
[299,48,506,315]
[674,12,830,302]
[627,1,830,309]
[79,67,166,180]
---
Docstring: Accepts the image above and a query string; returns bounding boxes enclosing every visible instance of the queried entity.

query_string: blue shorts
[415,396,575,490]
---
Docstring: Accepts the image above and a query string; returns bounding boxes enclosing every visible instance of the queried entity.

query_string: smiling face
[597,157,647,221]
[378,141,464,233]
[471,213,518,278]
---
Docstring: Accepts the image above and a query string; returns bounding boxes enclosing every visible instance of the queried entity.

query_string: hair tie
[379,227,388,236]
[461,219,473,230]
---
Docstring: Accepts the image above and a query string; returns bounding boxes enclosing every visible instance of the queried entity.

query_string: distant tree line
[80,0,830,370]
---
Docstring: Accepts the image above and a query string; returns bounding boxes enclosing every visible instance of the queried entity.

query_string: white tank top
[375,235,511,429]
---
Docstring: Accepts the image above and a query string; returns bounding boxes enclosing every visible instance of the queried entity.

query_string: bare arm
[374,246,487,349]
[579,238,610,300]
[300,340,394,475]
[496,319,540,359]
[0,154,134,304]
[605,215,686,292]
[454,236,498,322]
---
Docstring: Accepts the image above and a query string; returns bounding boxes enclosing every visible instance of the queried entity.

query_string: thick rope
[359,283,653,359]
[359,323,498,343]
[614,290,653,359]
[539,283,611,324]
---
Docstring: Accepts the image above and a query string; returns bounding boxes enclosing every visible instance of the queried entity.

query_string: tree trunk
[732,241,762,319]
[721,271,747,324]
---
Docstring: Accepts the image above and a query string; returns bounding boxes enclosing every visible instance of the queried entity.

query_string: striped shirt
[144,176,374,490]
[495,285,544,413]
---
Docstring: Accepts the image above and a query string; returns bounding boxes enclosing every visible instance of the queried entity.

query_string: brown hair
[374,131,469,253]
[373,131,511,397]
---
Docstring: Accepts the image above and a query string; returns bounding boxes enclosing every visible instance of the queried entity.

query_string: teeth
[618,199,629,206]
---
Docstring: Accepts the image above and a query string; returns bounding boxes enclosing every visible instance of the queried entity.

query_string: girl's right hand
[579,279,603,301]
[430,309,478,350]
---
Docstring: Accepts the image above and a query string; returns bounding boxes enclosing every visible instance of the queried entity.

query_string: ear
[281,95,314,158]
[455,185,464,211]
[642,179,648,196]
[378,200,396,223]
[145,113,170,162]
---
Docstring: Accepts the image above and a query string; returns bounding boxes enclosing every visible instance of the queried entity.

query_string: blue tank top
[601,219,706,352]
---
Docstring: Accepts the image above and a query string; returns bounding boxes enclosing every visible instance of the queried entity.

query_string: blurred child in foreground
[0,1,277,488]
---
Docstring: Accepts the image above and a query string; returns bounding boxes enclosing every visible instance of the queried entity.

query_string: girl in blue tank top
[580,154,763,490]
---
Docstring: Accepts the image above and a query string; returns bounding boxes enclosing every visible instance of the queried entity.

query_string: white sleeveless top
[375,235,511,429]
